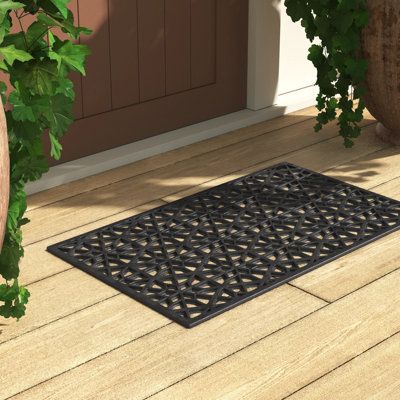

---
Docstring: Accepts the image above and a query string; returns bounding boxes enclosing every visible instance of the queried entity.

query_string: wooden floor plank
[325,145,400,190]
[374,175,400,198]
[0,269,118,345]
[291,149,400,301]
[162,123,382,203]
[10,268,400,400]
[2,122,384,344]
[4,286,325,400]
[23,119,378,247]
[286,333,400,400]
[27,107,318,212]
[292,231,400,302]
[0,296,170,399]
[19,201,165,286]
[143,269,400,400]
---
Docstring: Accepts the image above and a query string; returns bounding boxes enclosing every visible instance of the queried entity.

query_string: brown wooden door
[59,0,249,163]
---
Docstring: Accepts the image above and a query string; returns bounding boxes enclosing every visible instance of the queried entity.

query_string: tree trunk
[0,96,9,251]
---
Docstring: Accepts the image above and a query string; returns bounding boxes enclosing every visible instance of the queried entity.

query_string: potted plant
[0,1,90,320]
[284,0,399,146]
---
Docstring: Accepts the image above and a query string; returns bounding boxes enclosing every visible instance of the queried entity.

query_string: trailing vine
[284,0,369,147]
[0,0,90,319]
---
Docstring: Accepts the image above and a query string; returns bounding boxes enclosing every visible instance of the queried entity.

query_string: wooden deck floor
[2,106,400,399]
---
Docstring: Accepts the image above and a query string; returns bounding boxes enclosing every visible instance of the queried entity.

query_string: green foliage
[284,0,369,147]
[0,0,90,319]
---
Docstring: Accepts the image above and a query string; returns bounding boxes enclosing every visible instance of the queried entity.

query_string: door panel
[109,0,140,108]
[138,0,166,102]
[57,0,249,163]
[165,0,191,95]
[79,0,112,116]
[190,0,217,88]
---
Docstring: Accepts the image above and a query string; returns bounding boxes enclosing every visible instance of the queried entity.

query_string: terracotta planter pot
[0,97,9,251]
[361,0,400,145]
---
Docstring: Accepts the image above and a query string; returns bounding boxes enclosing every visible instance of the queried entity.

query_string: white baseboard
[26,85,318,195]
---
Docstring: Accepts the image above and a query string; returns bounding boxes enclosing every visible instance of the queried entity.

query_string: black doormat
[47,163,400,328]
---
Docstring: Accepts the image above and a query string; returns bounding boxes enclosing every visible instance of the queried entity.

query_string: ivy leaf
[0,2,24,23]
[12,59,59,95]
[37,11,92,39]
[25,21,50,49]
[9,91,50,122]
[0,81,7,104]
[43,94,73,136]
[48,0,69,18]
[7,189,27,233]
[56,77,74,100]
[0,45,33,65]
[49,132,62,159]
[7,118,42,144]
[1,32,26,53]
[0,282,19,302]
[285,0,308,22]
[333,12,354,34]
[0,281,30,319]
[0,240,21,281]
[307,44,325,67]
[9,91,35,122]
[345,58,368,82]
[0,1,24,11]
[0,0,91,320]
[0,11,11,43]
[51,41,90,75]
[285,0,368,147]
[355,10,369,28]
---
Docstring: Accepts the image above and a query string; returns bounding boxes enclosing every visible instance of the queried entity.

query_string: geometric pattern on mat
[47,163,400,328]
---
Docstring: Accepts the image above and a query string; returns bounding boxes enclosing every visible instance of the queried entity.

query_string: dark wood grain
[137,0,166,102]
[55,0,249,163]
[109,0,140,108]
[190,0,216,88]
[79,0,112,116]
[165,0,191,94]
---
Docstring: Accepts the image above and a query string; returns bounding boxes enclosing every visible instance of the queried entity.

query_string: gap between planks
[283,331,400,400]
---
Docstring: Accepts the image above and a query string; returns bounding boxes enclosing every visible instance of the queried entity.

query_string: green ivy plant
[0,0,90,319]
[284,0,369,147]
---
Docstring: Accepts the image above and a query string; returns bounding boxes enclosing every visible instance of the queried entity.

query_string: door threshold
[26,87,317,195]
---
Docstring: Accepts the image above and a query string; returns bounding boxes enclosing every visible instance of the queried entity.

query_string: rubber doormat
[48,163,400,328]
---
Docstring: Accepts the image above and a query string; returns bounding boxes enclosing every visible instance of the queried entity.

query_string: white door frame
[247,0,317,111]
[247,0,281,110]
